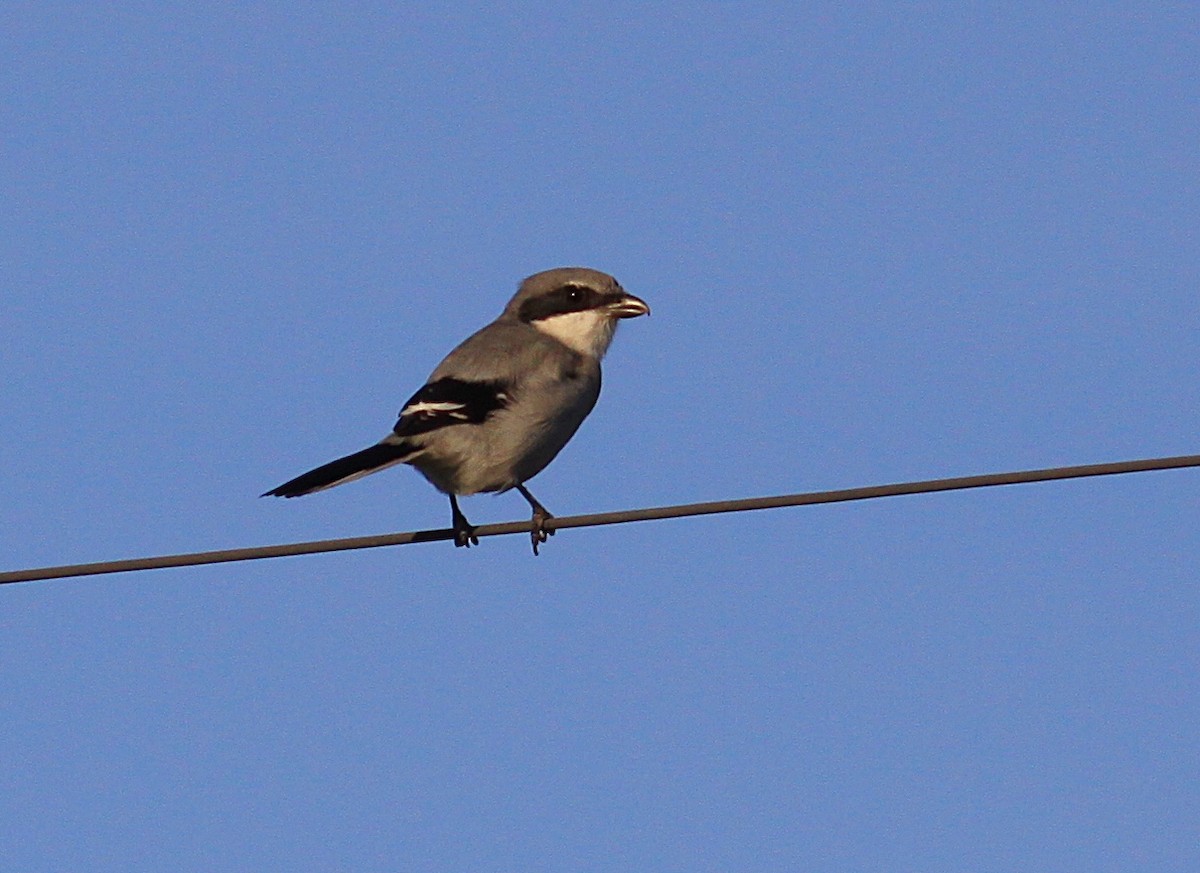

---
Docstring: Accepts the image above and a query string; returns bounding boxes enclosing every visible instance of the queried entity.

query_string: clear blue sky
[3,5,1198,871]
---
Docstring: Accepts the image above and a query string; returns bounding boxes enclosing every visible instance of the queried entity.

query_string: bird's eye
[565,285,582,300]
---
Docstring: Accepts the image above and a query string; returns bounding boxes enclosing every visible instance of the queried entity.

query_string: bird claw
[530,507,555,556]
[450,497,479,548]
[454,523,479,548]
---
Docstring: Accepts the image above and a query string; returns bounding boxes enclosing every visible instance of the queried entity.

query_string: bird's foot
[450,497,479,548]
[515,484,555,556]
[454,522,479,548]
[530,506,555,556]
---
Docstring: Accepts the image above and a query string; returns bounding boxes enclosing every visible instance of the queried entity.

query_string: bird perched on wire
[263,267,650,554]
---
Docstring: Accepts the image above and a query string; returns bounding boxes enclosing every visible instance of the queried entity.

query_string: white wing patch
[392,376,511,437]
[403,400,467,416]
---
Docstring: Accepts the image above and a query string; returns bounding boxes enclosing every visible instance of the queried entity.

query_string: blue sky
[2,5,1198,870]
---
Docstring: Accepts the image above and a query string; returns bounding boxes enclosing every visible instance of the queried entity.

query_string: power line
[2,453,1198,586]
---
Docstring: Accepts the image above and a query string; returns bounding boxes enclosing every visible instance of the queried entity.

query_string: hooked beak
[606,292,650,319]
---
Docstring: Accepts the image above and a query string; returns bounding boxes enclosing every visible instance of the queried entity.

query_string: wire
[2,453,1198,586]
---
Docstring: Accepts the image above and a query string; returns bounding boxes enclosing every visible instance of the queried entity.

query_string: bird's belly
[409,404,590,496]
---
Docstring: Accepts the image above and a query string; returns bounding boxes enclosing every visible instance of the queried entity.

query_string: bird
[263,267,650,554]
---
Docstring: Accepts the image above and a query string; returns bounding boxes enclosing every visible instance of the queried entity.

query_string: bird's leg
[449,495,478,548]
[515,484,555,555]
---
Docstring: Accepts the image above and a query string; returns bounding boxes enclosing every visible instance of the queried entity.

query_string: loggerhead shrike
[263,267,649,554]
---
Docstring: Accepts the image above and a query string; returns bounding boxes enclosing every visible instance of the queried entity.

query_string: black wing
[393,377,511,438]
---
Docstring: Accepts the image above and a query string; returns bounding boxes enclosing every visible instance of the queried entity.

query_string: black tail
[262,442,414,498]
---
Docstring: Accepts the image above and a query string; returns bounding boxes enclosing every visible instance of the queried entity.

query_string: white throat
[532,310,617,358]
